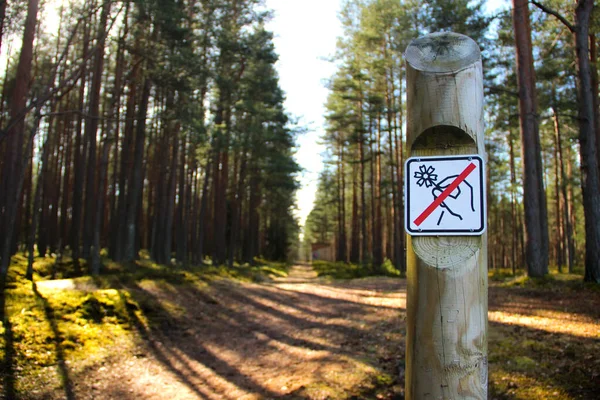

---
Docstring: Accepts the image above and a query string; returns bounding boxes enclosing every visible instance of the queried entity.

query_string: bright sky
[264,0,343,227]
[265,0,508,228]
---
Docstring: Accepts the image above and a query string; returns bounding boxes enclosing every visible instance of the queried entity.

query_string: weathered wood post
[404,32,488,399]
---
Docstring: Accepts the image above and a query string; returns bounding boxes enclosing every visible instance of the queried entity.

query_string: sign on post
[404,32,488,400]
[405,155,486,235]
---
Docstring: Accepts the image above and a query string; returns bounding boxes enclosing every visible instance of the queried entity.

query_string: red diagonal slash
[413,162,477,226]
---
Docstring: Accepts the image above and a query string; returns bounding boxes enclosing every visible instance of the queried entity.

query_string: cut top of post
[405,32,480,73]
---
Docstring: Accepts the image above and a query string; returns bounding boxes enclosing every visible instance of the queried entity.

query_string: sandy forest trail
[43,265,407,399]
[35,265,600,399]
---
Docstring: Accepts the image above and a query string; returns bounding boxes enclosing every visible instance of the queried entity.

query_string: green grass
[0,252,289,395]
[312,259,402,279]
[488,266,599,292]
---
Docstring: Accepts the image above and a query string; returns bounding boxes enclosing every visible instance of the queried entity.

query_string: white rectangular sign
[405,155,486,236]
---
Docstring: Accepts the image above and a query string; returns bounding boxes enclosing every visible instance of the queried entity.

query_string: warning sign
[405,155,486,236]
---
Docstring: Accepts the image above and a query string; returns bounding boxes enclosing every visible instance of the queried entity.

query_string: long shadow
[490,285,600,321]
[32,282,75,400]
[121,282,283,399]
[0,278,16,400]
[488,314,600,399]
[267,283,404,312]
[196,281,377,345]
[123,277,405,398]
[116,290,219,399]
[142,281,352,355]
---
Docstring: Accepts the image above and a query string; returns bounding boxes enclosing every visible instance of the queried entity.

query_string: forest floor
[1,261,600,399]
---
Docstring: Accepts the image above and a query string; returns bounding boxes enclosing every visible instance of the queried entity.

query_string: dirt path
[43,265,407,399]
[34,266,600,399]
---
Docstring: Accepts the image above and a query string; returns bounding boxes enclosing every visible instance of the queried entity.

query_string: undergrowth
[0,252,289,396]
[312,259,401,279]
[488,266,598,292]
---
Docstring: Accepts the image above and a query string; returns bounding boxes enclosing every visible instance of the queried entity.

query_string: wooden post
[404,32,488,399]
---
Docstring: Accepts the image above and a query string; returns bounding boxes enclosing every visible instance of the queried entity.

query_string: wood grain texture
[405,32,488,400]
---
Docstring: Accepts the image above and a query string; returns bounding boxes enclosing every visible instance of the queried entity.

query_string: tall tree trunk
[197,157,213,264]
[350,158,359,263]
[590,34,600,169]
[27,114,50,280]
[337,133,347,262]
[84,1,110,262]
[394,72,405,273]
[124,74,151,261]
[512,0,549,277]
[508,130,518,274]
[552,109,564,273]
[228,136,249,268]
[176,132,188,265]
[552,106,574,273]
[374,114,383,268]
[574,0,600,282]
[71,24,90,270]
[0,0,40,276]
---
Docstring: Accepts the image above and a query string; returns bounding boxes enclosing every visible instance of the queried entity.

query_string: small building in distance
[311,242,334,262]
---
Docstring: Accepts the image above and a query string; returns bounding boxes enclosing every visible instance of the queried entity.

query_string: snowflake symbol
[414,165,438,188]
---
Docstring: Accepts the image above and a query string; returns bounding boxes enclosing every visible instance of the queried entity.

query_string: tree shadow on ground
[106,275,406,399]
[31,282,75,400]
[488,289,600,400]
[0,279,16,400]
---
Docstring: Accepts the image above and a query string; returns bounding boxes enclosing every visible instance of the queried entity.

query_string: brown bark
[337,132,347,262]
[228,133,249,268]
[0,0,40,276]
[373,114,383,268]
[84,1,111,262]
[124,73,151,261]
[552,110,564,272]
[350,157,359,263]
[71,23,90,269]
[512,0,549,277]
[574,0,600,282]
[591,34,600,169]
[508,130,518,274]
[552,107,575,273]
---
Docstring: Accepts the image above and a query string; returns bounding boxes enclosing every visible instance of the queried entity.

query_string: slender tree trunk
[27,115,51,280]
[374,114,383,267]
[71,24,90,269]
[197,157,212,264]
[552,110,564,273]
[574,0,600,282]
[337,133,347,262]
[590,34,600,169]
[350,158,359,263]
[83,1,110,262]
[0,0,40,276]
[228,136,249,268]
[508,130,518,274]
[176,132,188,265]
[552,107,574,273]
[124,74,151,261]
[163,124,179,264]
[512,0,549,277]
[394,71,405,273]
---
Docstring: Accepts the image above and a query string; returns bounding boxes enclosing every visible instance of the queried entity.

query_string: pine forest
[0,0,600,399]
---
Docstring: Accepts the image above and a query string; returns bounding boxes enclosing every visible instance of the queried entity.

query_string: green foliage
[312,260,400,280]
[0,252,290,394]
[379,258,401,276]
